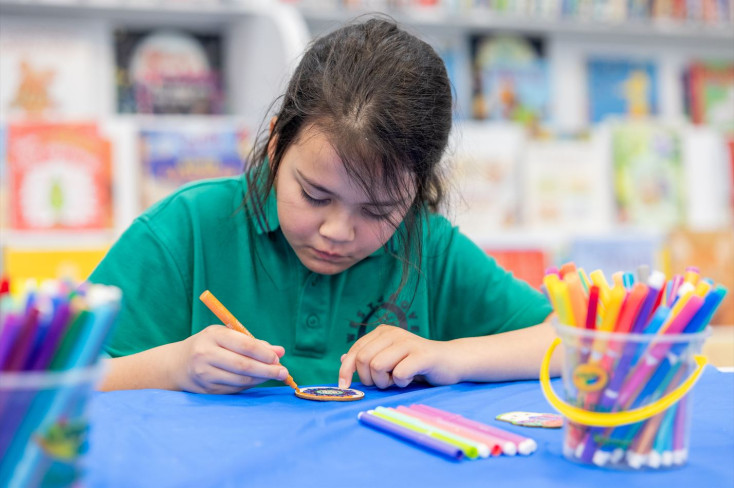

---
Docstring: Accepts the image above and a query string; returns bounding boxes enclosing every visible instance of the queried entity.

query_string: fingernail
[279,368,288,380]
[338,379,346,389]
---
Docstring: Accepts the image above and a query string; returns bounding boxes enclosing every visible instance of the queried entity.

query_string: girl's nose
[319,209,355,243]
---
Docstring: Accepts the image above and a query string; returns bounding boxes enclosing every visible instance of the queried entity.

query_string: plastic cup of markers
[539,322,709,471]
[0,362,106,487]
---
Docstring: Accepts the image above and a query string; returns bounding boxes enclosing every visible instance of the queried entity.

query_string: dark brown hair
[246,16,452,290]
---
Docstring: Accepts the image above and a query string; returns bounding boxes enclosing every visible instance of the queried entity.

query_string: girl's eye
[300,189,329,206]
[362,207,390,221]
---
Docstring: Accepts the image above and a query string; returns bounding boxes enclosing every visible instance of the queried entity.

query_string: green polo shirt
[89,175,551,386]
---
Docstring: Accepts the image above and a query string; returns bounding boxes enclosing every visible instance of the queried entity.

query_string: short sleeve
[426,218,552,340]
[88,217,192,357]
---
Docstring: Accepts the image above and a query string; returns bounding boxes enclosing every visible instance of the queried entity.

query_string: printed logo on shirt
[347,294,419,343]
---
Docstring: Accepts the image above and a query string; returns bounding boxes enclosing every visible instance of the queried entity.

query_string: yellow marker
[694,280,712,297]
[543,274,562,314]
[545,274,574,326]
[589,270,611,307]
[599,285,626,332]
[684,269,700,286]
[611,272,624,288]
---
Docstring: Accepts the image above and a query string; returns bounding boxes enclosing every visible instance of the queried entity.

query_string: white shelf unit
[0,0,311,250]
[299,7,734,131]
[296,7,734,252]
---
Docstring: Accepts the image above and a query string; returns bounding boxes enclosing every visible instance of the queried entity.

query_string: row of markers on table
[358,404,536,461]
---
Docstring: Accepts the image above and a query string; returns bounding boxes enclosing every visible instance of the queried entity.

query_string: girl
[91,17,559,394]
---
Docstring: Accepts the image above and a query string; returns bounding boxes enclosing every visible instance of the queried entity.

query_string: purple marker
[28,301,71,370]
[358,411,464,461]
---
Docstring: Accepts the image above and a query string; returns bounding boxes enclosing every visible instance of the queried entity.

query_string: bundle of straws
[542,263,727,469]
[0,277,122,487]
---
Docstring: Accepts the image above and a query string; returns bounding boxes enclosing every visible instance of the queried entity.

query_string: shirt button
[307,315,320,328]
[311,277,319,287]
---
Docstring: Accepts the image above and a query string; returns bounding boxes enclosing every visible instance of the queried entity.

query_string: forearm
[450,320,562,383]
[98,342,183,391]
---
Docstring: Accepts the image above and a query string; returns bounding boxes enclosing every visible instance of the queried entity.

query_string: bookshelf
[0,0,310,256]
[292,2,734,329]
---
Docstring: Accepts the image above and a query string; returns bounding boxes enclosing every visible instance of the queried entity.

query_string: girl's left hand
[337,324,463,389]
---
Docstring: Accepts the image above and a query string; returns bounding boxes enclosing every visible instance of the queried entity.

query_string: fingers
[338,328,385,388]
[209,346,289,381]
[212,326,282,365]
[186,326,291,394]
[339,325,422,389]
[391,354,427,387]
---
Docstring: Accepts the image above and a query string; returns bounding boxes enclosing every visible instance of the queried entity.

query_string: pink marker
[617,295,704,408]
[410,404,536,455]
[394,406,508,456]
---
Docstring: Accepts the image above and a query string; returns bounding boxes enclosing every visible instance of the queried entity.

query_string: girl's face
[274,125,414,275]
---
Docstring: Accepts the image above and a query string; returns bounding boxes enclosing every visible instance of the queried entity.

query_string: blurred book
[686,60,734,132]
[140,126,249,208]
[586,57,659,124]
[484,248,548,290]
[520,136,612,232]
[666,228,734,325]
[115,28,225,114]
[470,34,549,128]
[611,122,684,229]
[7,123,113,231]
[0,125,6,231]
[0,17,103,119]
[568,234,663,280]
[2,246,109,284]
[431,35,471,120]
[449,123,524,236]
[682,126,733,230]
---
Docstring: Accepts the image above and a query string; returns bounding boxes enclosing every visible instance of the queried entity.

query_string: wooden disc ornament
[295,386,365,402]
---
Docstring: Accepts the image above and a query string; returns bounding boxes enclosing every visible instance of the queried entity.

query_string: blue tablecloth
[86,367,734,488]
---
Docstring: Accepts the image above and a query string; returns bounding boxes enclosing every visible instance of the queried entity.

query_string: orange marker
[564,272,587,328]
[199,290,299,391]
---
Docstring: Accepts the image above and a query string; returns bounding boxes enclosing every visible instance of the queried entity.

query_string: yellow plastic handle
[540,337,707,427]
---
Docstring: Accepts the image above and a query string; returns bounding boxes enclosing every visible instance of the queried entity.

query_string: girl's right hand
[171,325,290,394]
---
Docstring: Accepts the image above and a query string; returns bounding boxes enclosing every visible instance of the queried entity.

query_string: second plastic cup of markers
[540,322,709,470]
[0,363,106,488]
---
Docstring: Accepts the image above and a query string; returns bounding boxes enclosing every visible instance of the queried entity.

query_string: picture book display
[139,126,249,208]
[611,123,684,229]
[0,18,102,119]
[0,125,6,230]
[586,57,659,124]
[686,60,734,132]
[666,228,734,325]
[568,235,663,281]
[115,28,225,114]
[484,248,548,290]
[2,246,109,284]
[7,123,113,231]
[470,34,549,127]
[448,123,524,236]
[520,137,612,233]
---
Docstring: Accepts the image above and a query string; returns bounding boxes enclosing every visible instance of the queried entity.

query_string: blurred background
[0,0,732,365]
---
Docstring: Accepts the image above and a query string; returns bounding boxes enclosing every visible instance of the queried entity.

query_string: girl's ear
[267,116,278,167]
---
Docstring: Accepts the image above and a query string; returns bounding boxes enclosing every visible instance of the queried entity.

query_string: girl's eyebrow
[297,170,334,195]
[297,170,402,208]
